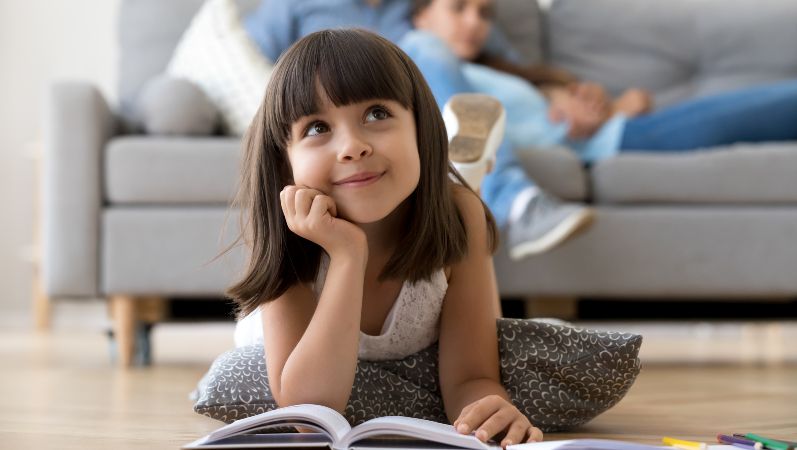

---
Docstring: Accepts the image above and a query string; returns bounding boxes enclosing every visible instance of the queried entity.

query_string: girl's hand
[280,185,367,260]
[453,395,543,449]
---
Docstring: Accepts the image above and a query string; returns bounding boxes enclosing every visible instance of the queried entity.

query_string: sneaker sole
[444,94,506,188]
[509,207,596,260]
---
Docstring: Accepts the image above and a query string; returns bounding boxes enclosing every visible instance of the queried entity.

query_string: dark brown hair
[411,0,433,17]
[223,28,497,316]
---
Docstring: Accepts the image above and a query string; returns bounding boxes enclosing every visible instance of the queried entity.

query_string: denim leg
[480,140,531,227]
[399,30,533,227]
[621,79,797,151]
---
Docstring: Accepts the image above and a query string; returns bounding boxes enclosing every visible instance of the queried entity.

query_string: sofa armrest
[43,81,119,298]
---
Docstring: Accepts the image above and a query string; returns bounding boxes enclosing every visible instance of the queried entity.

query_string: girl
[228,28,543,447]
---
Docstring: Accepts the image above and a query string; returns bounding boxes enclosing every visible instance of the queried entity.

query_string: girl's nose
[337,132,373,161]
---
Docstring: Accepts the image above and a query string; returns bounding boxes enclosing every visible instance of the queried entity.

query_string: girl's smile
[333,170,386,187]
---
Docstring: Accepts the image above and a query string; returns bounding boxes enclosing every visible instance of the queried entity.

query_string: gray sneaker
[508,191,595,260]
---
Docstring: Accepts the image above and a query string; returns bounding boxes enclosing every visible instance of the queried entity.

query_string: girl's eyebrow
[293,111,324,127]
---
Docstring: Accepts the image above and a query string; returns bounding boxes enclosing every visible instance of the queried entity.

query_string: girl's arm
[260,186,368,413]
[261,253,365,413]
[438,187,543,447]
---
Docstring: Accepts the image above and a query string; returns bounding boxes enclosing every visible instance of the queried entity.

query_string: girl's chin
[337,202,400,225]
[339,210,389,225]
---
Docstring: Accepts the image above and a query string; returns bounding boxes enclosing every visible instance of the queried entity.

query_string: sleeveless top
[233,257,449,361]
[313,256,448,361]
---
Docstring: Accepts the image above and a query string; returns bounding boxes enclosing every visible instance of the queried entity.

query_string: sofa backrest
[546,0,797,108]
[116,0,543,121]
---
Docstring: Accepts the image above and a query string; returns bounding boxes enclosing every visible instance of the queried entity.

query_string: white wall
[0,0,119,319]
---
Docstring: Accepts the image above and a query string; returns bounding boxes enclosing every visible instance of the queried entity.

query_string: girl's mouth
[334,171,385,187]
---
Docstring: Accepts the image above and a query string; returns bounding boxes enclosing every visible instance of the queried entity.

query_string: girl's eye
[365,106,391,122]
[304,121,329,137]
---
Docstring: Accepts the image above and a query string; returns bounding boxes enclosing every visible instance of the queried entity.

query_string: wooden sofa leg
[110,295,136,367]
[524,297,579,320]
[32,270,51,331]
[109,295,168,368]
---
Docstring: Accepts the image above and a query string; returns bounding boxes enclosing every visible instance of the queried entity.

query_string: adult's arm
[476,52,579,87]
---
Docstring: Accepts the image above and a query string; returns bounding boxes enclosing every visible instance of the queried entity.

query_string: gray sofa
[43,0,797,366]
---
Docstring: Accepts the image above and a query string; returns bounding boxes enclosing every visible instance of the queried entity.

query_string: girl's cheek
[292,157,327,186]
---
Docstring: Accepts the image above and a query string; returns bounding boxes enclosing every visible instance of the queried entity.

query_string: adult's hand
[547,87,609,139]
[568,82,612,118]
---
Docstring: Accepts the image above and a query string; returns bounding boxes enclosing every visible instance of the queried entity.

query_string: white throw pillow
[167,0,273,136]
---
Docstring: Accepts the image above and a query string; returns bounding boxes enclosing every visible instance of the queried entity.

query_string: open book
[185,407,745,450]
[183,404,501,449]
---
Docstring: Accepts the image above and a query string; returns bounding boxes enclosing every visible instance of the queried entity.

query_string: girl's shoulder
[450,183,481,206]
[449,183,499,257]
[450,184,493,232]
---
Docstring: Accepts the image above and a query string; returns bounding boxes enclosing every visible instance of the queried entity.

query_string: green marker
[744,434,791,450]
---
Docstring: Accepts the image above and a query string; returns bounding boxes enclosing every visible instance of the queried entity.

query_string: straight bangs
[266,28,415,149]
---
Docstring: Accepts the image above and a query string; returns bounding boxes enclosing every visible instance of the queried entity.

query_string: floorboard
[1,324,794,450]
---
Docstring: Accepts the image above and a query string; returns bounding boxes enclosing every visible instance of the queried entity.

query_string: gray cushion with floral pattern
[193,319,642,432]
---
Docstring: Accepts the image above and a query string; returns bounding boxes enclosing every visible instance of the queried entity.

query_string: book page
[205,404,352,444]
[508,440,666,450]
[507,440,738,450]
[342,416,495,450]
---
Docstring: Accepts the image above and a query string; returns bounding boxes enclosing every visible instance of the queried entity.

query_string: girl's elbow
[275,383,350,414]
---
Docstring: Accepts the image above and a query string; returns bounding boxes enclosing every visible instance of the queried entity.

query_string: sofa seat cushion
[592,143,797,204]
[105,136,241,204]
[103,207,244,294]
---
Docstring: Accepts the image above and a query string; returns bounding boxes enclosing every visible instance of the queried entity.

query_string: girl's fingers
[294,188,316,218]
[454,403,475,429]
[501,418,532,448]
[455,396,503,436]
[526,426,544,443]
[308,194,335,222]
[472,406,516,442]
[326,194,337,217]
[282,186,297,218]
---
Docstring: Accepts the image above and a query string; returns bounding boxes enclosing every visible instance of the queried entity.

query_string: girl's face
[413,0,494,61]
[286,90,421,224]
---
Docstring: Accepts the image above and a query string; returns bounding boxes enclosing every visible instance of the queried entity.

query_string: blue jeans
[400,31,531,228]
[621,79,797,151]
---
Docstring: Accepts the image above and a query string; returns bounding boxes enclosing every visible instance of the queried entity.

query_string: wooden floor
[1,324,795,450]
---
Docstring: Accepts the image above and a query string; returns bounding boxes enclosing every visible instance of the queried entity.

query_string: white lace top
[316,257,448,360]
[233,257,449,361]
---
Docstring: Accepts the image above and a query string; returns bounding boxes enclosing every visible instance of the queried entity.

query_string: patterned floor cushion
[193,318,642,432]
